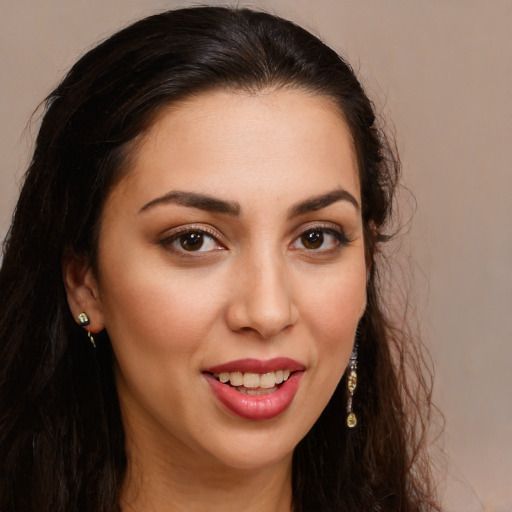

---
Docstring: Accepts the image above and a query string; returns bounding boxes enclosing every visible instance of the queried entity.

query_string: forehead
[111,88,360,209]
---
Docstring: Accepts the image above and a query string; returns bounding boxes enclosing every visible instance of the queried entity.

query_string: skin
[64,88,367,512]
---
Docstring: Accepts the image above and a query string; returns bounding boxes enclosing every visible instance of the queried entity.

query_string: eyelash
[158,223,353,255]
[159,225,226,255]
[291,225,353,252]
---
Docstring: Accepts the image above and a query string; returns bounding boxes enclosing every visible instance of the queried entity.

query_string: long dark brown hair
[0,7,439,512]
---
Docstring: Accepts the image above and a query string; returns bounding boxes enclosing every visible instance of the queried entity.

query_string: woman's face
[91,89,367,471]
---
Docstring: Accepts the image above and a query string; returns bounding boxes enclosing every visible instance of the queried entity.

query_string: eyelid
[293,221,352,239]
[158,224,227,252]
[290,221,354,250]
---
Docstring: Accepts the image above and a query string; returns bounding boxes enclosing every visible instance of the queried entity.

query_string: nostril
[224,271,298,338]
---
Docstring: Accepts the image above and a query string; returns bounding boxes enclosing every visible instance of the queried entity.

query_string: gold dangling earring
[77,312,96,348]
[346,343,358,428]
[87,332,96,348]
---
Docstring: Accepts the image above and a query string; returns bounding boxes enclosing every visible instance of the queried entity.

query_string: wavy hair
[0,7,439,511]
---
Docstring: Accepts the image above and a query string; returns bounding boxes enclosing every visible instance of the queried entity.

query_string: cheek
[297,259,366,380]
[98,255,226,356]
[302,264,366,336]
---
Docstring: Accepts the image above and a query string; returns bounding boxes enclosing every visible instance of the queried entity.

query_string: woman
[0,6,439,512]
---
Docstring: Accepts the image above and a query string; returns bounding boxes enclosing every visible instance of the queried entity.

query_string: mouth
[202,358,304,421]
[208,369,294,396]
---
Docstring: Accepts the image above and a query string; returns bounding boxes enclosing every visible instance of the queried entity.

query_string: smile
[212,369,292,392]
[203,358,304,421]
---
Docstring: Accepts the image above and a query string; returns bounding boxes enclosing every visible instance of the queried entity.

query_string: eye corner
[158,225,227,256]
[289,223,354,253]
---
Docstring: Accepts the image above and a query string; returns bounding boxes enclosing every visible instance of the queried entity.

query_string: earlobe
[62,254,105,333]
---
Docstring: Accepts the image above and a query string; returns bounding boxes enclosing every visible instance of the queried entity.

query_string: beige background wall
[1,1,510,510]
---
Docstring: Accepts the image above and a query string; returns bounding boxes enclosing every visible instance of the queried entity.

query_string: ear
[62,254,105,333]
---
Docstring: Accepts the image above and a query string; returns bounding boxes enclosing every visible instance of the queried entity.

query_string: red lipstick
[202,357,304,421]
[203,357,304,374]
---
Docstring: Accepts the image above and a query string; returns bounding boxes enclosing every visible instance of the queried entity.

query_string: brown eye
[161,229,222,254]
[291,226,350,253]
[179,232,204,251]
[301,230,324,249]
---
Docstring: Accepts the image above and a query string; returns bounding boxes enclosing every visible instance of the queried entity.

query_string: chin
[197,420,308,472]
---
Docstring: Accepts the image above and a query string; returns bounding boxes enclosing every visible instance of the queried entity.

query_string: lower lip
[203,372,303,421]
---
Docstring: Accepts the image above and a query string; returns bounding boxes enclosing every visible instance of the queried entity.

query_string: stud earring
[346,343,358,428]
[77,312,96,348]
[77,312,90,326]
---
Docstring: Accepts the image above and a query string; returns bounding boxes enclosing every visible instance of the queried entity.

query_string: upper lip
[203,357,305,374]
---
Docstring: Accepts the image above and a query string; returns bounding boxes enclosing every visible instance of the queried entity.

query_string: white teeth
[230,372,243,386]
[213,370,293,389]
[243,372,260,388]
[260,372,276,389]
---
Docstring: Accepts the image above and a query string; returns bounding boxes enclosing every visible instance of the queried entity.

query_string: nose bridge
[227,244,297,338]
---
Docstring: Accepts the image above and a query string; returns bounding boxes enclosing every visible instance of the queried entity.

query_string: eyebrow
[139,190,240,215]
[288,188,360,218]
[139,187,359,217]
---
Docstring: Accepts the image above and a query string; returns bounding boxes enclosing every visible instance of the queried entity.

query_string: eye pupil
[302,230,323,249]
[180,232,204,251]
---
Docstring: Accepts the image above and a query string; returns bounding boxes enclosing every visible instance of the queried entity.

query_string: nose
[225,252,298,339]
